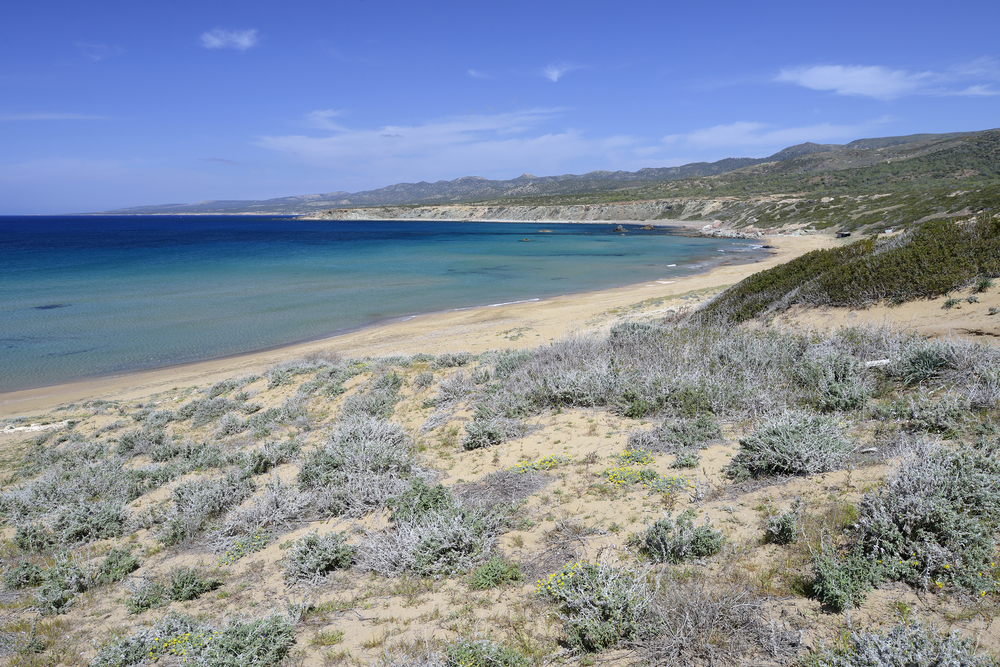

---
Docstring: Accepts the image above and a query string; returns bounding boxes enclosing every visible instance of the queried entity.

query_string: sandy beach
[0,233,840,418]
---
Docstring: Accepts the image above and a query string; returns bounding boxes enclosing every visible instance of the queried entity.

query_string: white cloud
[200,28,258,51]
[257,109,644,188]
[467,69,493,79]
[777,63,999,100]
[663,120,870,150]
[0,113,111,121]
[305,109,346,131]
[76,43,124,62]
[541,62,578,82]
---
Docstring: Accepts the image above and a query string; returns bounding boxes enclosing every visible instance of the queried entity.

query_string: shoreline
[0,234,839,418]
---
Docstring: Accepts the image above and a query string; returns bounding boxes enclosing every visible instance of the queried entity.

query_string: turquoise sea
[0,216,762,392]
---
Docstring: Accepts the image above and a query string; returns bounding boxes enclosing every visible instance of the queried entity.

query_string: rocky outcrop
[301,198,780,224]
[304,195,840,238]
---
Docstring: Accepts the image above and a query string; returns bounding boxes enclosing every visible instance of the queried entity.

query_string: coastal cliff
[301,198,770,227]
[301,188,989,237]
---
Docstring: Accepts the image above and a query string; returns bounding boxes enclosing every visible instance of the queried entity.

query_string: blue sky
[2,0,999,214]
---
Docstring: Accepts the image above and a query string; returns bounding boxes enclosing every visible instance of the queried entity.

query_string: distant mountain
[102,129,990,215]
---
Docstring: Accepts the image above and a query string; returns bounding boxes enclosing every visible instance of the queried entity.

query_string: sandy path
[0,234,839,418]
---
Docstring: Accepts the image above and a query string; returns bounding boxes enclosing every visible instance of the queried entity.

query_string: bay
[0,216,760,391]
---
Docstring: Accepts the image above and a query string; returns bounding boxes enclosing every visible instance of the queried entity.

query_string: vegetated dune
[2,228,1000,666]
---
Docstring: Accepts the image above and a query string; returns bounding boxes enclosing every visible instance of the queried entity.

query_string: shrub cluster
[358,481,509,578]
[341,371,403,419]
[764,500,802,545]
[124,567,222,613]
[812,438,1000,610]
[4,547,140,615]
[728,412,852,481]
[536,561,784,661]
[698,215,1000,322]
[536,561,650,651]
[90,611,295,667]
[467,555,523,590]
[628,413,722,454]
[297,415,415,517]
[810,623,997,667]
[280,531,356,583]
[630,511,725,563]
[443,638,527,667]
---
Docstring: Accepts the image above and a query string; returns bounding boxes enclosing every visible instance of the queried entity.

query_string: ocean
[0,216,761,392]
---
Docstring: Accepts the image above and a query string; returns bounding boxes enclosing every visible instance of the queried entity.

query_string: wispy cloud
[467,69,493,80]
[777,62,1000,100]
[200,157,237,165]
[541,62,579,82]
[305,109,346,131]
[662,119,888,153]
[257,108,643,188]
[200,28,259,51]
[76,43,124,62]
[0,113,111,121]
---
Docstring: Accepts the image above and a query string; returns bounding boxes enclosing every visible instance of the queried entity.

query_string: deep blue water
[0,216,761,391]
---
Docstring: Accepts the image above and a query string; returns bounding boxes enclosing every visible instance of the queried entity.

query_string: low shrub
[158,470,256,545]
[536,561,650,652]
[358,503,508,578]
[810,623,997,667]
[3,561,44,589]
[669,452,700,468]
[467,555,523,590]
[811,540,880,612]
[243,439,301,475]
[93,547,140,586]
[432,352,473,369]
[35,555,89,615]
[124,578,168,614]
[812,437,1000,610]
[14,523,56,553]
[388,478,455,524]
[281,531,355,583]
[115,426,168,457]
[764,499,802,545]
[217,527,271,565]
[188,397,239,427]
[794,352,871,412]
[53,500,127,545]
[168,567,222,601]
[632,511,725,563]
[462,407,530,450]
[902,393,968,434]
[297,415,415,517]
[628,413,723,454]
[444,639,527,667]
[218,477,313,537]
[215,412,247,437]
[891,342,953,387]
[728,412,852,481]
[90,611,295,667]
[341,371,403,419]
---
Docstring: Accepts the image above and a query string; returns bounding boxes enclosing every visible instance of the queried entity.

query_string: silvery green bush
[728,412,852,481]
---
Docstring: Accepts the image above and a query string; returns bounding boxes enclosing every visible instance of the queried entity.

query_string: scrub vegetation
[3,200,1000,665]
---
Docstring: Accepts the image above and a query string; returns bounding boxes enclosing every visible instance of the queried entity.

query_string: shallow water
[0,216,760,391]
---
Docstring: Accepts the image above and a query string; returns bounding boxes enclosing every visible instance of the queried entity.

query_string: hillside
[103,129,993,216]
